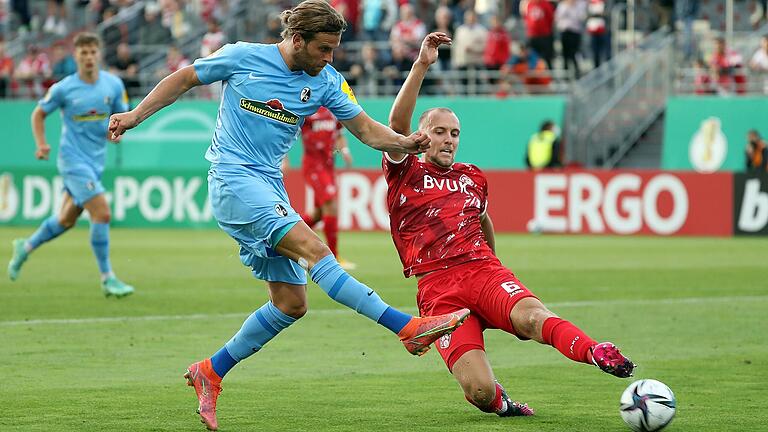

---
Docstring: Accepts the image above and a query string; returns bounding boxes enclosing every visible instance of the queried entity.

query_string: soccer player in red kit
[300,106,356,269]
[383,32,635,417]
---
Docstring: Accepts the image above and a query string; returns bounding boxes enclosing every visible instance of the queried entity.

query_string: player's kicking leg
[276,221,470,356]
[8,193,79,281]
[83,194,133,298]
[510,297,635,378]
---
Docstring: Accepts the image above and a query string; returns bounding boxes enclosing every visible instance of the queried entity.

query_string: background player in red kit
[300,106,356,269]
[384,33,635,417]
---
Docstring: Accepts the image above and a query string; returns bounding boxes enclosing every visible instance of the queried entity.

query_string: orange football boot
[184,359,222,431]
[398,308,471,355]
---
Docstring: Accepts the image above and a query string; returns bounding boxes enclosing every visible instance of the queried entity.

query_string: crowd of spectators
[1,0,768,99]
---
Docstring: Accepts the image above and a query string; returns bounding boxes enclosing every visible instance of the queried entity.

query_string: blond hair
[280,0,346,41]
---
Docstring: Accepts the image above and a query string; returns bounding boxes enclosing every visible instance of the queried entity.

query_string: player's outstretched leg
[309,254,469,355]
[90,222,133,298]
[8,215,69,281]
[511,298,635,377]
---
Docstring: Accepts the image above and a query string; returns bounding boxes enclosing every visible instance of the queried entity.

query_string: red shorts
[303,168,337,207]
[416,258,538,371]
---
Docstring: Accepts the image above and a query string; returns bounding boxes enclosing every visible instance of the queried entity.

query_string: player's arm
[340,110,430,155]
[30,106,50,160]
[480,211,496,254]
[335,132,353,167]
[109,65,201,139]
[388,32,451,162]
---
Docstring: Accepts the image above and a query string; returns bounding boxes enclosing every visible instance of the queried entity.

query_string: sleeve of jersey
[382,153,414,179]
[112,78,129,113]
[38,82,64,114]
[323,68,363,121]
[193,43,240,84]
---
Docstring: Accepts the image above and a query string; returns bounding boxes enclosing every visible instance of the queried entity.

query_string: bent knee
[275,301,308,319]
[91,211,111,224]
[512,299,556,340]
[58,217,77,229]
[466,382,498,410]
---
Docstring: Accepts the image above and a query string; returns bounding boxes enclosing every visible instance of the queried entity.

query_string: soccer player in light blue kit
[108,1,469,429]
[7,33,134,298]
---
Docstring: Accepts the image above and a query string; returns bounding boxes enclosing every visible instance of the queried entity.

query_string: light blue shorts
[208,165,306,285]
[61,165,105,207]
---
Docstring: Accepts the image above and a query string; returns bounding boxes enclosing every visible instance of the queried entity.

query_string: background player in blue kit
[7,32,134,298]
[108,1,469,429]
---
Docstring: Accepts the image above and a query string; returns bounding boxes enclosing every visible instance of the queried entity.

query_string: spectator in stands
[384,41,413,89]
[110,42,141,98]
[556,0,587,80]
[650,0,674,32]
[42,0,67,36]
[503,41,551,94]
[586,0,610,68]
[526,120,561,170]
[390,3,427,62]
[10,0,32,35]
[201,19,226,58]
[263,14,283,44]
[483,15,510,71]
[51,41,76,81]
[431,5,454,71]
[13,45,51,98]
[101,7,123,68]
[331,47,354,77]
[0,41,15,98]
[349,42,386,96]
[332,0,361,40]
[749,35,768,94]
[155,44,189,80]
[140,2,172,46]
[693,57,715,95]
[710,36,746,95]
[162,0,191,41]
[452,10,487,92]
[521,0,555,70]
[675,0,699,60]
[746,130,768,172]
[362,0,397,41]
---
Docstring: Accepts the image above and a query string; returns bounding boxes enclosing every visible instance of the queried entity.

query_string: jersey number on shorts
[501,281,524,297]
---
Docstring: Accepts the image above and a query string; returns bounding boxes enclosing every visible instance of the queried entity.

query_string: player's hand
[35,143,50,160]
[107,129,123,143]
[398,131,431,154]
[108,110,140,140]
[416,32,451,67]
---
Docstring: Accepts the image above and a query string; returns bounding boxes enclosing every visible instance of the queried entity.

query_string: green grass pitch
[1,227,766,431]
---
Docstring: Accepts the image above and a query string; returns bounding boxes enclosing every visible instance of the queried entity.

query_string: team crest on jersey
[274,203,289,217]
[239,98,299,125]
[459,174,475,187]
[439,334,451,349]
[300,87,311,103]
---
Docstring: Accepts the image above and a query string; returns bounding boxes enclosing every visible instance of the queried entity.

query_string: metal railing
[565,30,674,168]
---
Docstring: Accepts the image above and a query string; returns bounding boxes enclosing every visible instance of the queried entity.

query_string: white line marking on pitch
[1,295,766,327]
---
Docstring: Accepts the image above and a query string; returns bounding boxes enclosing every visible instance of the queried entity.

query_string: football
[619,379,677,432]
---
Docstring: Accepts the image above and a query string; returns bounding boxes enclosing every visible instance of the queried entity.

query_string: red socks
[323,215,338,257]
[465,382,504,413]
[541,317,596,364]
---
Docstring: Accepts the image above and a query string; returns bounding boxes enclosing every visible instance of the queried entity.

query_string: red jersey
[301,106,342,172]
[524,0,555,38]
[383,154,494,277]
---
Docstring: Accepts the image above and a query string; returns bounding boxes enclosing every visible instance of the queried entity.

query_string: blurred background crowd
[0,0,767,100]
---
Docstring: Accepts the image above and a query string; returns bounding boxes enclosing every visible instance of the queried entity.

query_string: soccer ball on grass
[619,379,676,432]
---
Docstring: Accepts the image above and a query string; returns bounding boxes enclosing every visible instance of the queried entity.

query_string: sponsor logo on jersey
[300,87,311,103]
[341,80,357,104]
[240,98,299,125]
[73,109,109,121]
[423,174,472,195]
[274,203,289,217]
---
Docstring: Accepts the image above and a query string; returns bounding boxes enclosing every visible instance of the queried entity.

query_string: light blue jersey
[193,42,363,178]
[193,42,364,284]
[38,70,128,176]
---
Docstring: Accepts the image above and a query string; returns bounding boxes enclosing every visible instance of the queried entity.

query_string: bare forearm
[350,119,406,152]
[389,61,429,135]
[132,66,200,124]
[481,214,496,254]
[31,109,46,147]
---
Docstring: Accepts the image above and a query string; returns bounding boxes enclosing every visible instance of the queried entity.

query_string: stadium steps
[615,112,666,169]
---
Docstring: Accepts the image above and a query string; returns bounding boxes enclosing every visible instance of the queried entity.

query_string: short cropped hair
[280,0,347,41]
[418,108,457,130]
[73,32,102,48]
